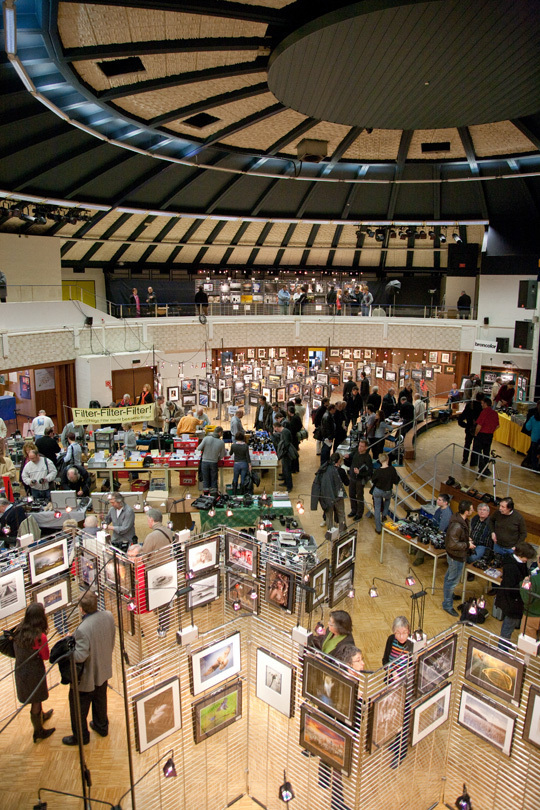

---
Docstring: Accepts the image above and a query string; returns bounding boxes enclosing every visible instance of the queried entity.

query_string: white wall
[0,233,62,300]
[477,274,538,329]
[443,276,477,311]
[61,267,108,312]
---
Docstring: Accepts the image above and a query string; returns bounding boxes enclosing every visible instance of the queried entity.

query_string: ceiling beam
[267,118,318,156]
[151,82,269,127]
[13,141,104,192]
[511,118,540,150]
[458,126,489,220]
[182,103,286,159]
[64,37,269,62]
[59,0,287,26]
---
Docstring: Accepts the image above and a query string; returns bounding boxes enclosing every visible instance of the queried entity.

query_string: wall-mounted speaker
[514,321,534,350]
[518,279,538,309]
[496,337,509,353]
[483,317,489,325]
[84,316,93,326]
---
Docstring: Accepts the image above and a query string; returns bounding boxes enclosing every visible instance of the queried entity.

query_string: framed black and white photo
[304,560,329,612]
[28,537,70,585]
[133,676,181,753]
[193,680,242,744]
[223,387,232,403]
[187,569,221,610]
[104,552,133,595]
[167,386,179,402]
[317,373,329,385]
[523,684,540,750]
[191,632,241,695]
[458,685,516,756]
[186,535,220,576]
[226,572,259,614]
[369,683,406,753]
[465,637,524,704]
[78,548,99,593]
[353,349,362,360]
[34,576,71,615]
[300,705,354,775]
[265,561,296,613]
[411,682,452,746]
[302,651,358,726]
[145,559,178,612]
[332,529,356,574]
[225,532,258,577]
[329,563,354,607]
[415,634,457,698]
[256,648,295,717]
[0,567,26,619]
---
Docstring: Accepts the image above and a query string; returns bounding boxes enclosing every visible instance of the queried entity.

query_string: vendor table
[199,502,293,532]
[460,563,502,604]
[493,412,530,455]
[380,525,446,594]
[33,505,88,531]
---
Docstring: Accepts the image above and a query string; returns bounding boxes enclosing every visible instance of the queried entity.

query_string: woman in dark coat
[309,610,355,659]
[13,603,55,742]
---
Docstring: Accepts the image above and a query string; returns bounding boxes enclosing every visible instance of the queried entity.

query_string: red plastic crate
[179,471,197,486]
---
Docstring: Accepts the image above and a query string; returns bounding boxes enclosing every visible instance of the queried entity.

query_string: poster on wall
[19,375,31,400]
[34,368,55,391]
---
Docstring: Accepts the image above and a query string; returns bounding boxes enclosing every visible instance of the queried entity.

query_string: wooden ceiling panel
[169,91,278,139]
[221,108,299,150]
[252,247,278,263]
[408,129,466,160]
[286,120,352,158]
[469,122,537,156]
[331,249,353,266]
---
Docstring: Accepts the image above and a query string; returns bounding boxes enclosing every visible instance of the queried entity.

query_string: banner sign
[473,339,498,352]
[72,403,155,426]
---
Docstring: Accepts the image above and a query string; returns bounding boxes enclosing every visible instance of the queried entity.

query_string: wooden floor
[1,410,537,809]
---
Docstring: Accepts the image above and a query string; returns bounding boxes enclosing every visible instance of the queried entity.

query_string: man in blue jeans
[442,500,475,617]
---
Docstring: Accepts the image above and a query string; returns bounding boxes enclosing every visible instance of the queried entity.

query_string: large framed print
[181,378,197,394]
[34,576,71,615]
[186,535,220,575]
[523,684,540,750]
[0,567,26,619]
[256,648,295,717]
[300,705,354,775]
[317,373,329,385]
[302,652,358,726]
[104,552,133,595]
[193,680,242,744]
[332,529,356,574]
[415,634,457,698]
[353,349,362,360]
[465,637,523,704]
[133,676,181,753]
[191,632,241,696]
[369,683,406,753]
[385,371,397,382]
[167,386,179,402]
[304,560,329,612]
[288,382,301,397]
[187,569,221,610]
[265,561,296,612]
[458,686,516,756]
[329,563,354,607]
[225,532,258,578]
[78,548,99,593]
[198,379,208,394]
[103,588,135,635]
[226,572,259,614]
[28,537,70,585]
[411,683,452,746]
[145,559,178,611]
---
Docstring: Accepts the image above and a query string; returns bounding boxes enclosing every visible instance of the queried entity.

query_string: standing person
[138,383,153,405]
[320,402,336,466]
[35,427,61,469]
[0,496,26,545]
[413,493,452,566]
[21,449,57,501]
[496,542,537,649]
[359,371,370,413]
[371,452,399,533]
[458,393,484,465]
[347,438,372,521]
[129,287,141,317]
[105,493,136,550]
[365,403,378,447]
[345,386,362,427]
[0,415,6,439]
[523,400,540,471]
[141,508,173,557]
[470,397,499,475]
[442,500,475,617]
[333,401,348,452]
[398,396,415,437]
[463,373,474,401]
[370,409,389,459]
[194,285,209,315]
[326,284,337,315]
[195,407,210,429]
[382,616,412,675]
[145,286,157,315]
[61,420,85,449]
[198,427,226,493]
[13,603,55,743]
[361,284,373,316]
[254,395,273,432]
[521,551,540,639]
[229,432,251,495]
[62,591,115,746]
[63,432,82,467]
[382,388,397,418]
[490,377,502,402]
[367,385,381,412]
[122,422,137,453]
[342,375,355,402]
[286,405,302,471]
[19,440,38,495]
[31,410,54,439]
[277,284,290,315]
[310,611,355,658]
[0,269,7,302]
[494,381,515,410]
[310,453,348,533]
[294,396,306,423]
[413,394,426,424]
[274,422,295,492]
[457,290,472,318]
[230,409,244,439]
[398,382,413,403]
[313,397,329,456]
[489,497,527,556]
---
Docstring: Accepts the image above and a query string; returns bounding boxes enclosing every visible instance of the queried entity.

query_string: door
[62,280,96,309]
[112,367,154,405]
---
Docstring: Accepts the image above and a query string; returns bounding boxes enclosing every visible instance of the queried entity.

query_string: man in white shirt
[21,449,57,500]
[196,408,210,428]
[105,493,135,550]
[31,410,54,438]
[230,409,244,438]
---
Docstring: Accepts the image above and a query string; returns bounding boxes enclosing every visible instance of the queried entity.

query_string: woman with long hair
[0,439,16,480]
[19,440,38,495]
[13,602,55,742]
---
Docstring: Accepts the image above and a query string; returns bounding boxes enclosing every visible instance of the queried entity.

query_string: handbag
[313,427,322,441]
[0,628,16,658]
[297,428,308,442]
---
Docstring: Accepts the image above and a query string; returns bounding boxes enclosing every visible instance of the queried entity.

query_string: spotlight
[54,510,62,519]
[405,227,415,237]
[522,580,532,590]
[428,230,435,240]
[452,232,462,243]
[296,499,304,515]
[279,771,294,803]
[369,586,379,598]
[126,599,136,612]
[232,598,242,611]
[405,576,416,586]
[399,229,407,240]
[65,506,72,513]
[439,232,447,243]
[314,621,326,635]
[33,209,48,225]
[417,229,427,239]
[157,626,167,638]
[477,595,486,609]
[226,508,233,517]
[250,588,258,600]
[143,505,150,512]
[468,600,477,616]
[366,228,375,238]
[455,784,472,810]
[375,228,385,242]
[389,229,397,238]
[134,503,141,510]
[208,508,216,517]
[167,521,173,529]
[162,757,177,778]
[347,587,356,598]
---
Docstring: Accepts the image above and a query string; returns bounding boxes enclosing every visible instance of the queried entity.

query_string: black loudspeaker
[518,279,538,309]
[496,337,509,353]
[84,316,93,326]
[483,317,489,325]
[514,321,534,350]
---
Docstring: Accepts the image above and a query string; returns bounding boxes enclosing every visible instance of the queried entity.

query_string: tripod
[475,450,499,500]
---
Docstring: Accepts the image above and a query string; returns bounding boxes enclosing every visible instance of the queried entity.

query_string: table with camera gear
[380,521,447,594]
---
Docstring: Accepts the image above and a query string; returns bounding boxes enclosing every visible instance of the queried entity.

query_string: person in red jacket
[471,397,499,476]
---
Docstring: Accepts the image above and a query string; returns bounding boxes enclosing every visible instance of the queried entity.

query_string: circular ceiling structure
[268,0,540,129]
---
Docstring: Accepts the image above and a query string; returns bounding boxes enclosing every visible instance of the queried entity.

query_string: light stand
[33,789,117,810]
[368,576,427,648]
[67,638,93,809]
[116,749,177,808]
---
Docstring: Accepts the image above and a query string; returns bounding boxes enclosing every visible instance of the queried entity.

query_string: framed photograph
[277,387,286,403]
[433,364,442,374]
[34,576,71,615]
[183,530,217,570]
[199,393,209,407]
[225,532,258,578]
[288,382,301,397]
[353,349,363,359]
[203,282,214,292]
[193,680,242,744]
[0,567,26,619]
[133,676,181,753]
[342,349,351,359]
[313,383,324,397]
[304,560,329,612]
[28,537,70,585]
[286,365,295,380]
[187,569,221,610]
[424,367,434,380]
[181,378,197,394]
[226,572,259,614]
[268,375,280,385]
[167,386,179,402]
[198,379,208,394]
[465,637,524,704]
[364,349,372,359]
[262,387,271,401]
[375,366,384,379]
[253,367,263,381]
[458,685,516,756]
[411,683,452,746]
[332,529,356,574]
[303,651,358,726]
[234,380,245,394]
[329,375,341,388]
[300,705,354,775]
[343,361,354,370]
[103,588,134,635]
[256,648,295,717]
[330,349,340,357]
[317,373,329,385]
[385,370,397,382]
[104,552,133,596]
[279,348,288,358]
[191,632,241,696]
[329,364,340,374]
[415,634,457,698]
[312,398,321,410]
[234,395,245,408]
[145,559,178,612]
[265,561,296,612]
[296,364,307,377]
[445,365,455,375]
[222,387,232,403]
[329,563,354,607]
[209,386,218,403]
[523,684,540,750]
[247,348,255,359]
[183,395,196,408]
[369,683,406,753]
[441,352,450,364]
[218,378,226,390]
[428,351,438,363]
[258,348,266,359]
[411,368,422,381]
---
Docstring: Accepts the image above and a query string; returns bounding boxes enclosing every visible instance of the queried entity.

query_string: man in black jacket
[382,388,397,418]
[458,393,484,465]
[254,395,273,432]
[320,403,336,466]
[36,427,61,469]
[359,372,370,413]
[333,401,348,452]
[342,376,355,402]
[346,438,373,520]
[345,387,362,427]
[495,541,536,649]
[274,423,294,491]
[60,464,91,497]
[312,397,329,456]
[442,500,474,617]
[0,498,26,546]
[398,396,415,437]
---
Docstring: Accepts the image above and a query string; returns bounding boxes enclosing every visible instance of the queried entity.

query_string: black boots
[31,709,55,743]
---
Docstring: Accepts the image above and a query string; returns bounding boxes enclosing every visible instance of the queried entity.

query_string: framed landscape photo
[186,535,220,576]
[199,379,208,394]
[133,676,181,753]
[302,652,358,726]
[145,559,178,612]
[225,532,258,578]
[523,684,540,750]
[441,352,450,364]
[300,704,354,775]
[330,349,340,357]
[167,386,179,402]
[369,683,406,753]
[304,560,329,612]
[265,561,296,613]
[191,632,241,695]
[187,569,221,610]
[465,637,524,704]
[226,572,259,614]
[28,537,70,585]
[445,365,455,375]
[193,680,242,744]
[256,648,295,717]
[34,576,71,615]
[329,563,354,607]
[458,686,516,756]
[104,553,133,596]
[415,634,457,698]
[385,370,397,382]
[332,529,356,574]
[411,682,452,746]
[0,567,26,619]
